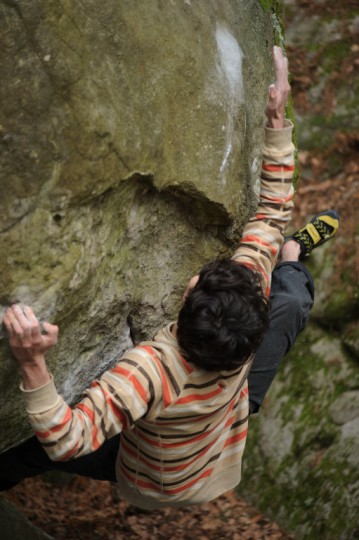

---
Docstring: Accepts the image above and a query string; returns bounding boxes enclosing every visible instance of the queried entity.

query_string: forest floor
[5,477,294,540]
[3,1,359,539]
[287,0,359,283]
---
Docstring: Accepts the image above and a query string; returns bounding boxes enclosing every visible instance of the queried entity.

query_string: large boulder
[0,0,276,451]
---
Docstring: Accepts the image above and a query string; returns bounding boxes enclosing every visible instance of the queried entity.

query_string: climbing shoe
[290,210,340,258]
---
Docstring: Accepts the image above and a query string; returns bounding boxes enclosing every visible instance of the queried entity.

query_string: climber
[0,47,339,508]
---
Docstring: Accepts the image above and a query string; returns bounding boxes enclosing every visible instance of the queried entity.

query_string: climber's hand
[3,304,58,364]
[265,46,291,129]
[3,305,58,389]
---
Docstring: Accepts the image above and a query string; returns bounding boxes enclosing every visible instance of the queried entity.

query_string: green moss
[258,0,272,11]
[258,453,356,539]
[257,1,285,47]
[242,434,357,537]
[324,291,359,324]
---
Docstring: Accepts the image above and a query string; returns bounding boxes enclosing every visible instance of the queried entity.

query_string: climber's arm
[2,304,164,462]
[231,46,294,296]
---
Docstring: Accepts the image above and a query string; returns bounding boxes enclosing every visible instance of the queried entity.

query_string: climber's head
[177,259,269,371]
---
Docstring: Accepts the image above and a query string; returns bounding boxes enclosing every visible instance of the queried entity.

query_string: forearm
[20,348,160,462]
[232,121,295,295]
[256,120,295,227]
[21,378,117,462]
[21,379,85,462]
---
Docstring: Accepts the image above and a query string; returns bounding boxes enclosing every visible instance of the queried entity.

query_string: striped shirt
[21,121,294,509]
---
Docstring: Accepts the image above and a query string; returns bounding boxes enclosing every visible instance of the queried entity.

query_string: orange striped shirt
[22,121,294,509]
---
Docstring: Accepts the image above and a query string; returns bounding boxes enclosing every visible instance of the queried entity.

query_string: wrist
[266,118,285,129]
[264,120,294,153]
[19,357,51,390]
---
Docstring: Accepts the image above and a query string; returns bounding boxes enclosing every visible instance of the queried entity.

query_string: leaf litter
[4,476,294,540]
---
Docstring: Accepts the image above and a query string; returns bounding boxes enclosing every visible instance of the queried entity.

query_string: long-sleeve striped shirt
[21,121,294,509]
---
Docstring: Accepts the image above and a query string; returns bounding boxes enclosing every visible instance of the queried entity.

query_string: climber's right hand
[265,46,291,129]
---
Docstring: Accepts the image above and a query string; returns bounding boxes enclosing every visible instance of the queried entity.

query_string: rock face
[0,1,276,451]
[0,496,54,540]
[240,2,359,539]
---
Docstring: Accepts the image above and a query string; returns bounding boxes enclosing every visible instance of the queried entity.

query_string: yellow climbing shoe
[291,210,340,258]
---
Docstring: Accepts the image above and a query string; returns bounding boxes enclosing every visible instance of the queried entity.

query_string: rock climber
[0,47,339,508]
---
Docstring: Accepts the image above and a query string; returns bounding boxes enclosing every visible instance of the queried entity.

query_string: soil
[2,1,358,538]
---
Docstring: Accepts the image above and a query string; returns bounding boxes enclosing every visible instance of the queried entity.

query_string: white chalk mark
[251,157,259,174]
[215,25,245,180]
[220,142,233,173]
[215,25,244,105]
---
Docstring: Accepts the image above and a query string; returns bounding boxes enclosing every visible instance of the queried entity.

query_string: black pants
[0,262,314,490]
[248,261,314,413]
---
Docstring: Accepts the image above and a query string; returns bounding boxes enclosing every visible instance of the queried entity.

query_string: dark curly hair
[177,259,270,371]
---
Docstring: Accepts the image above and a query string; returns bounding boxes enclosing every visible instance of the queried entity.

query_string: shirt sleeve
[231,120,295,296]
[20,347,164,461]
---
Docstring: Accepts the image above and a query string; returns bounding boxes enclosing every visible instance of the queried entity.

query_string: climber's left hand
[3,305,58,388]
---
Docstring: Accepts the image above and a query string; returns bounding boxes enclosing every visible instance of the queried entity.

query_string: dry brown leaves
[285,2,359,284]
[292,131,359,284]
[4,477,294,540]
[287,0,359,117]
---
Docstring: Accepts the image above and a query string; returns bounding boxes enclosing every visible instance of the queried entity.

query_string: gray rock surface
[329,392,359,426]
[0,496,54,540]
[0,0,275,451]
